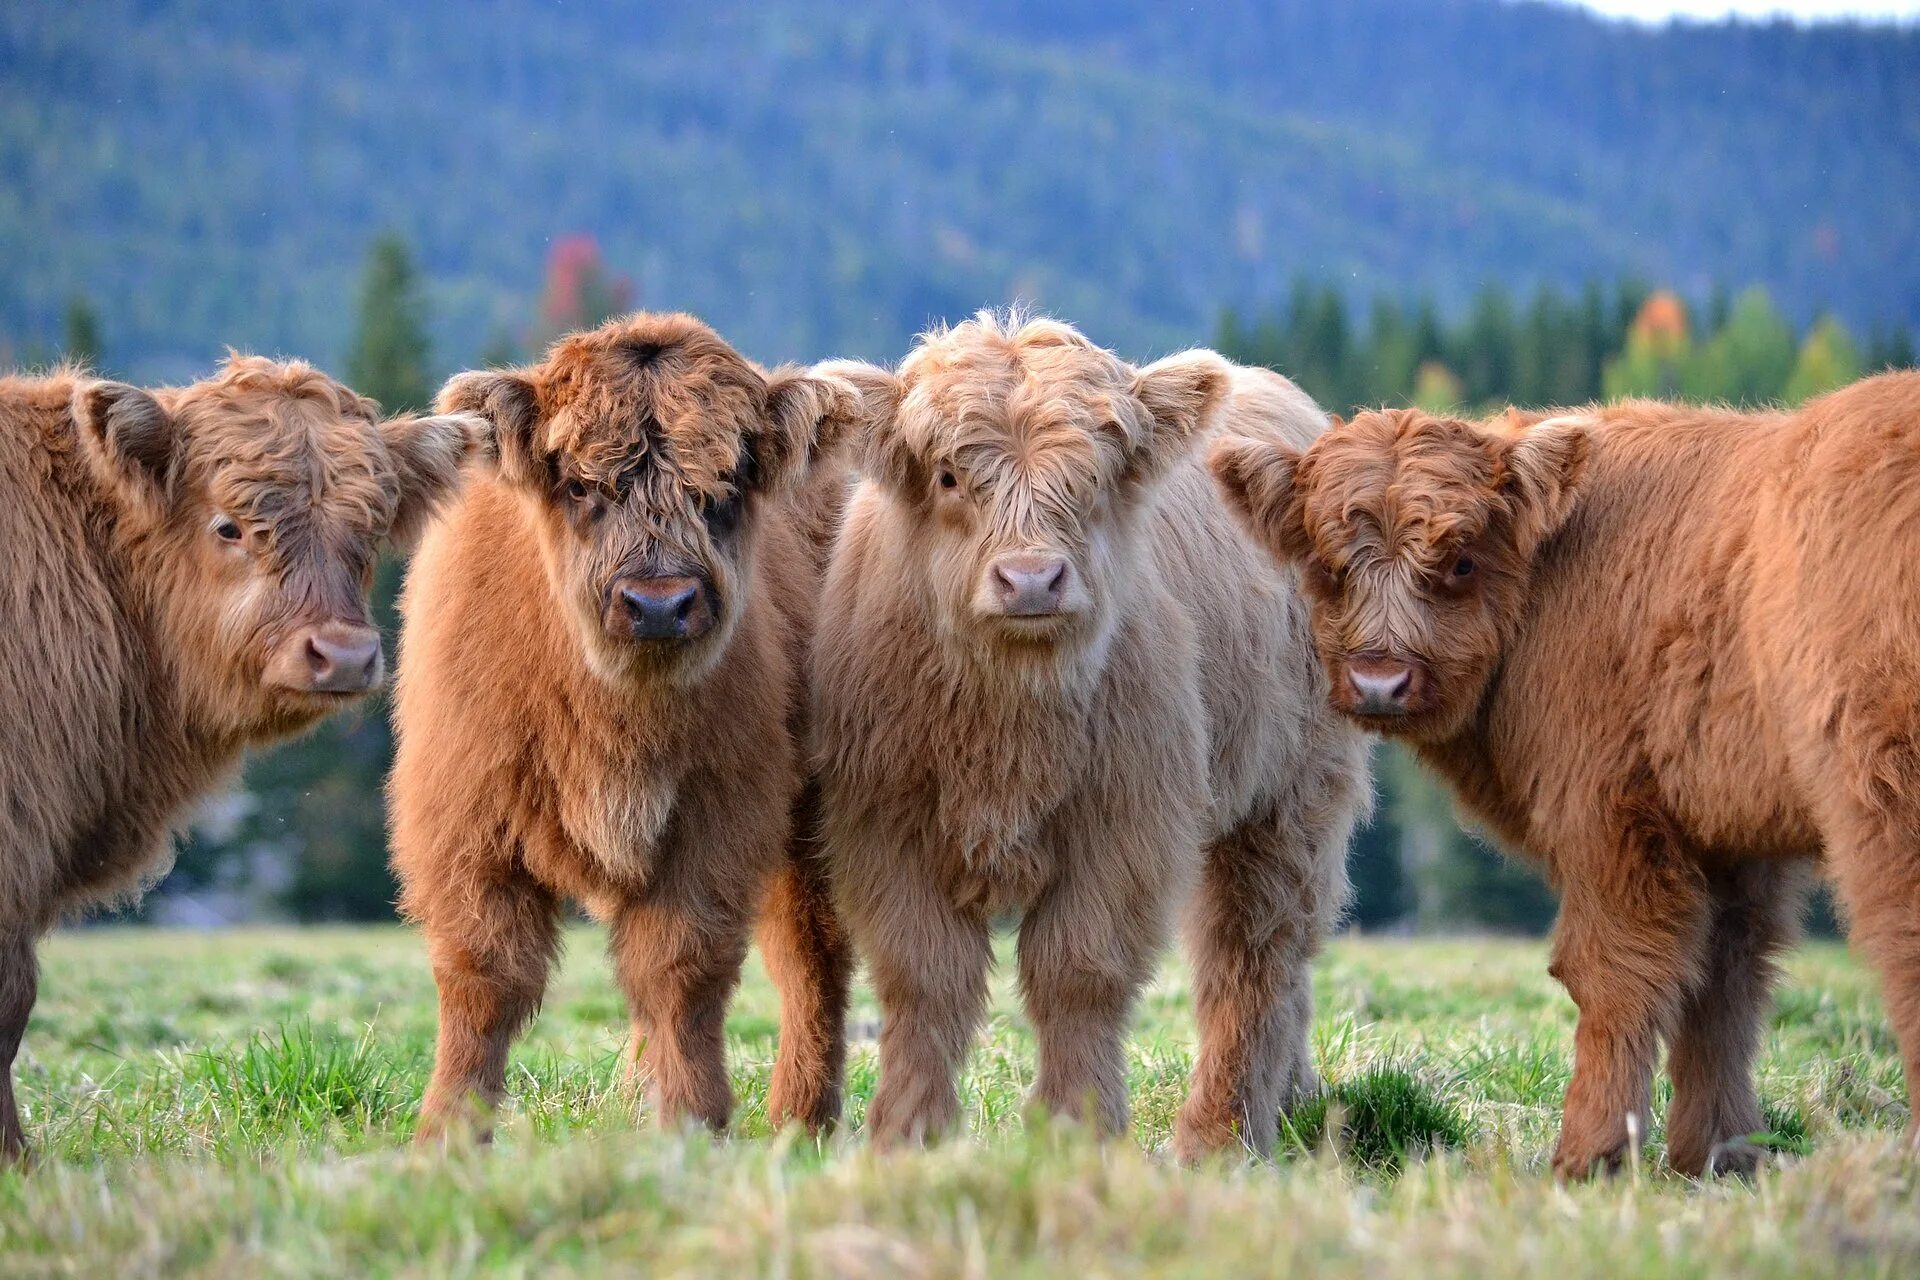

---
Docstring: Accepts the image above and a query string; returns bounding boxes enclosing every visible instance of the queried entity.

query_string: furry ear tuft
[1209,433,1310,563]
[1499,421,1591,556]
[73,380,175,500]
[758,368,865,493]
[1129,350,1233,478]
[436,369,544,489]
[380,412,491,548]
[811,359,920,494]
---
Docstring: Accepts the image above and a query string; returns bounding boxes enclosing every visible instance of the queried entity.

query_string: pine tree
[62,294,102,369]
[1683,287,1794,405]
[345,234,433,412]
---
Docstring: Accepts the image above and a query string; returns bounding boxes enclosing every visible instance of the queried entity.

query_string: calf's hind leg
[1822,796,1920,1149]
[0,929,36,1164]
[1664,860,1807,1178]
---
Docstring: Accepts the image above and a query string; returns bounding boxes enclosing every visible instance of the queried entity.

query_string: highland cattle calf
[815,313,1369,1157]
[0,358,485,1162]
[1210,373,1920,1178]
[391,313,858,1142]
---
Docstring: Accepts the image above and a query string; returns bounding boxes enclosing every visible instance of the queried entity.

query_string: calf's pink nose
[303,630,382,694]
[264,622,383,696]
[1347,657,1418,715]
[990,553,1070,616]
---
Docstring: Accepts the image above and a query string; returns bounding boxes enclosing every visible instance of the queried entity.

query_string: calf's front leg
[1548,827,1710,1179]
[757,813,853,1135]
[852,871,992,1148]
[1664,860,1805,1177]
[611,892,754,1133]
[415,871,561,1145]
[1016,851,1166,1138]
[1175,803,1339,1162]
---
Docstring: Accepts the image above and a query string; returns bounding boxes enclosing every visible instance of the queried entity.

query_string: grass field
[1,928,1916,1277]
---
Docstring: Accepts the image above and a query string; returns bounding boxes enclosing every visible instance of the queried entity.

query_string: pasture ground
[1,928,1916,1277]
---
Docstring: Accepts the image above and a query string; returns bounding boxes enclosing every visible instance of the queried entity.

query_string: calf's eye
[563,478,591,502]
[211,515,244,544]
[1452,556,1475,579]
[937,469,959,491]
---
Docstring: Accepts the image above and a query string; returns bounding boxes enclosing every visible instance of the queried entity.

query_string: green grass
[2,930,1916,1276]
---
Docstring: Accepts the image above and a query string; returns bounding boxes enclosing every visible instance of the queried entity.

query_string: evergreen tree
[62,293,102,369]
[345,234,433,412]
[1452,284,1517,405]
[1866,323,1916,373]
[1683,287,1794,405]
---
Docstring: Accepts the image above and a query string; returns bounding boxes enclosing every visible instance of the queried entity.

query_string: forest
[4,1,1918,379]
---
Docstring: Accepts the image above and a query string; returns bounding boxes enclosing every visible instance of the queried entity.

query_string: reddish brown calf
[1213,375,1920,1177]
[390,313,858,1142]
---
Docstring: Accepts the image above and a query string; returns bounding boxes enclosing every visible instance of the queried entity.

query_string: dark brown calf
[0,358,483,1162]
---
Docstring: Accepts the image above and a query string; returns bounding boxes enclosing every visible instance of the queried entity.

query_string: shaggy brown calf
[0,358,484,1162]
[1210,372,1920,1178]
[815,314,1369,1156]
[391,313,859,1141]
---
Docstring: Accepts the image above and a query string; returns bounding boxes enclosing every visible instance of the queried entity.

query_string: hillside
[3,0,1916,379]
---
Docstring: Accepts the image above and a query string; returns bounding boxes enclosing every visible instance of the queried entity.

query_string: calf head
[1210,408,1589,740]
[73,356,485,738]
[824,312,1229,672]
[440,312,857,685]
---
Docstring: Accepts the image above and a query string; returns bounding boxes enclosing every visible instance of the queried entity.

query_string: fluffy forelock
[164,355,398,541]
[894,309,1140,487]
[1301,409,1508,575]
[535,311,765,497]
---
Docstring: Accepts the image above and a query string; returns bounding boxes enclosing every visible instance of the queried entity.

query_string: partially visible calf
[0,358,484,1161]
[1210,374,1920,1177]
[815,313,1369,1156]
[391,313,858,1142]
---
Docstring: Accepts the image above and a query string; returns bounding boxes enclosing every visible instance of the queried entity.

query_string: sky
[1571,0,1919,19]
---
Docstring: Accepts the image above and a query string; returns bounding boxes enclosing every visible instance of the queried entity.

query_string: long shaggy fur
[389,313,859,1142]
[0,357,484,1162]
[1211,373,1920,1178]
[814,312,1369,1156]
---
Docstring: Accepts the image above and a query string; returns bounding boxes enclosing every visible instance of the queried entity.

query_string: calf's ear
[810,359,920,494]
[436,368,546,490]
[754,367,866,493]
[380,411,491,549]
[1499,421,1590,557]
[1128,350,1233,481]
[73,380,176,502]
[1209,434,1311,563]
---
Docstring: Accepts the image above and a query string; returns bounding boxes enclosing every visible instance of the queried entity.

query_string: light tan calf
[816,313,1369,1157]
